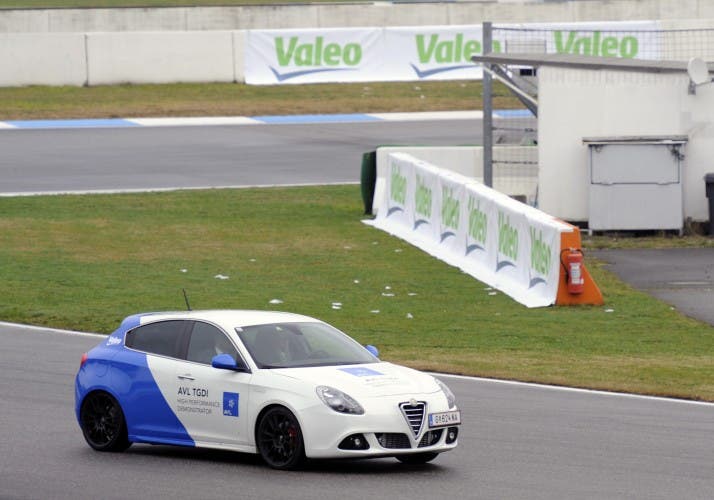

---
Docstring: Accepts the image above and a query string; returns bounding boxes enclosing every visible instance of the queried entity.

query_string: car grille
[375,433,412,449]
[399,401,426,437]
[418,429,443,447]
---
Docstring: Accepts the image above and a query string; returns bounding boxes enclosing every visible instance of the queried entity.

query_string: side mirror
[365,345,379,358]
[212,353,239,370]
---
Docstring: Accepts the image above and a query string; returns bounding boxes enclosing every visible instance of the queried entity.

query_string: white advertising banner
[366,153,572,308]
[245,20,660,85]
[245,27,383,85]
[384,25,486,82]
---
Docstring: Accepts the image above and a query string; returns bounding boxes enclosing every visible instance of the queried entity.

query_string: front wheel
[396,452,439,464]
[256,406,306,470]
[79,391,131,452]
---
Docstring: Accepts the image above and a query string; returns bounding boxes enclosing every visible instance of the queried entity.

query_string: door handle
[178,374,195,381]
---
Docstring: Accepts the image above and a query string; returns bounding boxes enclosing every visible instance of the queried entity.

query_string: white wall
[2,1,714,33]
[0,33,86,86]
[87,31,235,85]
[538,67,714,222]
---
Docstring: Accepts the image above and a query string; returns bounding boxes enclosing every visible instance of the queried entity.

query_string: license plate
[428,410,461,428]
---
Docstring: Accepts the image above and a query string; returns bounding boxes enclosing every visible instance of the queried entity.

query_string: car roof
[130,310,320,330]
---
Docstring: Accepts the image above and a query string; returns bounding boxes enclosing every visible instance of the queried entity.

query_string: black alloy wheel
[80,391,131,452]
[256,406,306,470]
[396,452,440,464]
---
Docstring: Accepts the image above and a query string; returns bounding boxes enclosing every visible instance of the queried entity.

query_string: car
[75,310,461,469]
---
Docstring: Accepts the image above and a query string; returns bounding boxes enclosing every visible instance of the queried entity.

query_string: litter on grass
[214,274,230,280]
[269,299,284,305]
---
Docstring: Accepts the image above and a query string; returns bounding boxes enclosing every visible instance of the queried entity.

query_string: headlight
[316,386,364,415]
[435,378,457,409]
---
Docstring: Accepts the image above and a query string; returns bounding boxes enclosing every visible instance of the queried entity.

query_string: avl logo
[271,36,363,81]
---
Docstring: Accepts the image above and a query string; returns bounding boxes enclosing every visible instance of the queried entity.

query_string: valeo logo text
[529,227,552,287]
[271,36,363,81]
[414,174,433,220]
[466,195,487,254]
[554,30,639,58]
[440,186,459,242]
[389,165,407,208]
[411,33,502,78]
[497,211,518,271]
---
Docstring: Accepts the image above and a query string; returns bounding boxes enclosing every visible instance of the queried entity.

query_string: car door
[172,320,252,447]
[118,319,194,446]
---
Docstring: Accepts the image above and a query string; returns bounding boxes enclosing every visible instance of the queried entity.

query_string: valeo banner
[245,20,660,85]
[365,153,570,308]
[245,28,384,85]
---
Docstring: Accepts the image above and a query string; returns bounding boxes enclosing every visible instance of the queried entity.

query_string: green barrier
[360,150,377,215]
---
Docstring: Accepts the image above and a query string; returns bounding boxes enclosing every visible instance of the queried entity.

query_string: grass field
[1,187,712,401]
[0,81,520,121]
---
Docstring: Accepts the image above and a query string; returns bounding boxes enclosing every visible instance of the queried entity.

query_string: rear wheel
[396,452,439,464]
[80,391,131,452]
[256,406,305,470]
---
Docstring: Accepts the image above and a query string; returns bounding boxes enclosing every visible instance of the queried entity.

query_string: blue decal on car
[108,349,195,446]
[339,367,384,377]
[223,392,239,417]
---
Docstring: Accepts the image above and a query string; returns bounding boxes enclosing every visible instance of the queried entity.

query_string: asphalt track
[0,120,484,194]
[1,119,713,498]
[593,248,714,326]
[1,323,713,500]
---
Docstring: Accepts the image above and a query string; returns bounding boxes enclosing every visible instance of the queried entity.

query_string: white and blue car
[75,310,461,469]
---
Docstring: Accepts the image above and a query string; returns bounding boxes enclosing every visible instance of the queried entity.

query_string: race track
[1,119,713,499]
[1,323,712,500]
[0,119,484,194]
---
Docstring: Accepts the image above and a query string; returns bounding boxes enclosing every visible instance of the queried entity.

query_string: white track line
[433,372,714,407]
[0,321,105,339]
[0,181,360,198]
[1,319,710,407]
[368,111,484,121]
[127,117,261,127]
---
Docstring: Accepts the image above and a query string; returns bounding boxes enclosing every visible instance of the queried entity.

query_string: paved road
[0,120,483,194]
[1,323,712,500]
[593,248,714,326]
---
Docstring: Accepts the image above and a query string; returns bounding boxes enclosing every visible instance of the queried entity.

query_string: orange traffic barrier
[555,224,604,306]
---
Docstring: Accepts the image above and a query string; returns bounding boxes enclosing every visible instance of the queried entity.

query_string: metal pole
[482,22,493,188]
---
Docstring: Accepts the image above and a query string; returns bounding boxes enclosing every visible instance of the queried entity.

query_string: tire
[256,406,306,470]
[396,452,439,464]
[80,391,131,452]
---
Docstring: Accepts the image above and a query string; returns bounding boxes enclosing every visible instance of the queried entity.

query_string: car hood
[271,362,440,398]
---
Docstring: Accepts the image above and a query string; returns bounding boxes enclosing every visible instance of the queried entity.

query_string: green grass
[1,186,713,400]
[0,81,519,120]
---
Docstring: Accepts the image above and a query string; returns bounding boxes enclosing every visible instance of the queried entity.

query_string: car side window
[125,320,185,358]
[186,321,239,365]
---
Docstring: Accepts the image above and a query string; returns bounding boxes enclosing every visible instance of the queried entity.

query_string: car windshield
[236,322,377,369]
